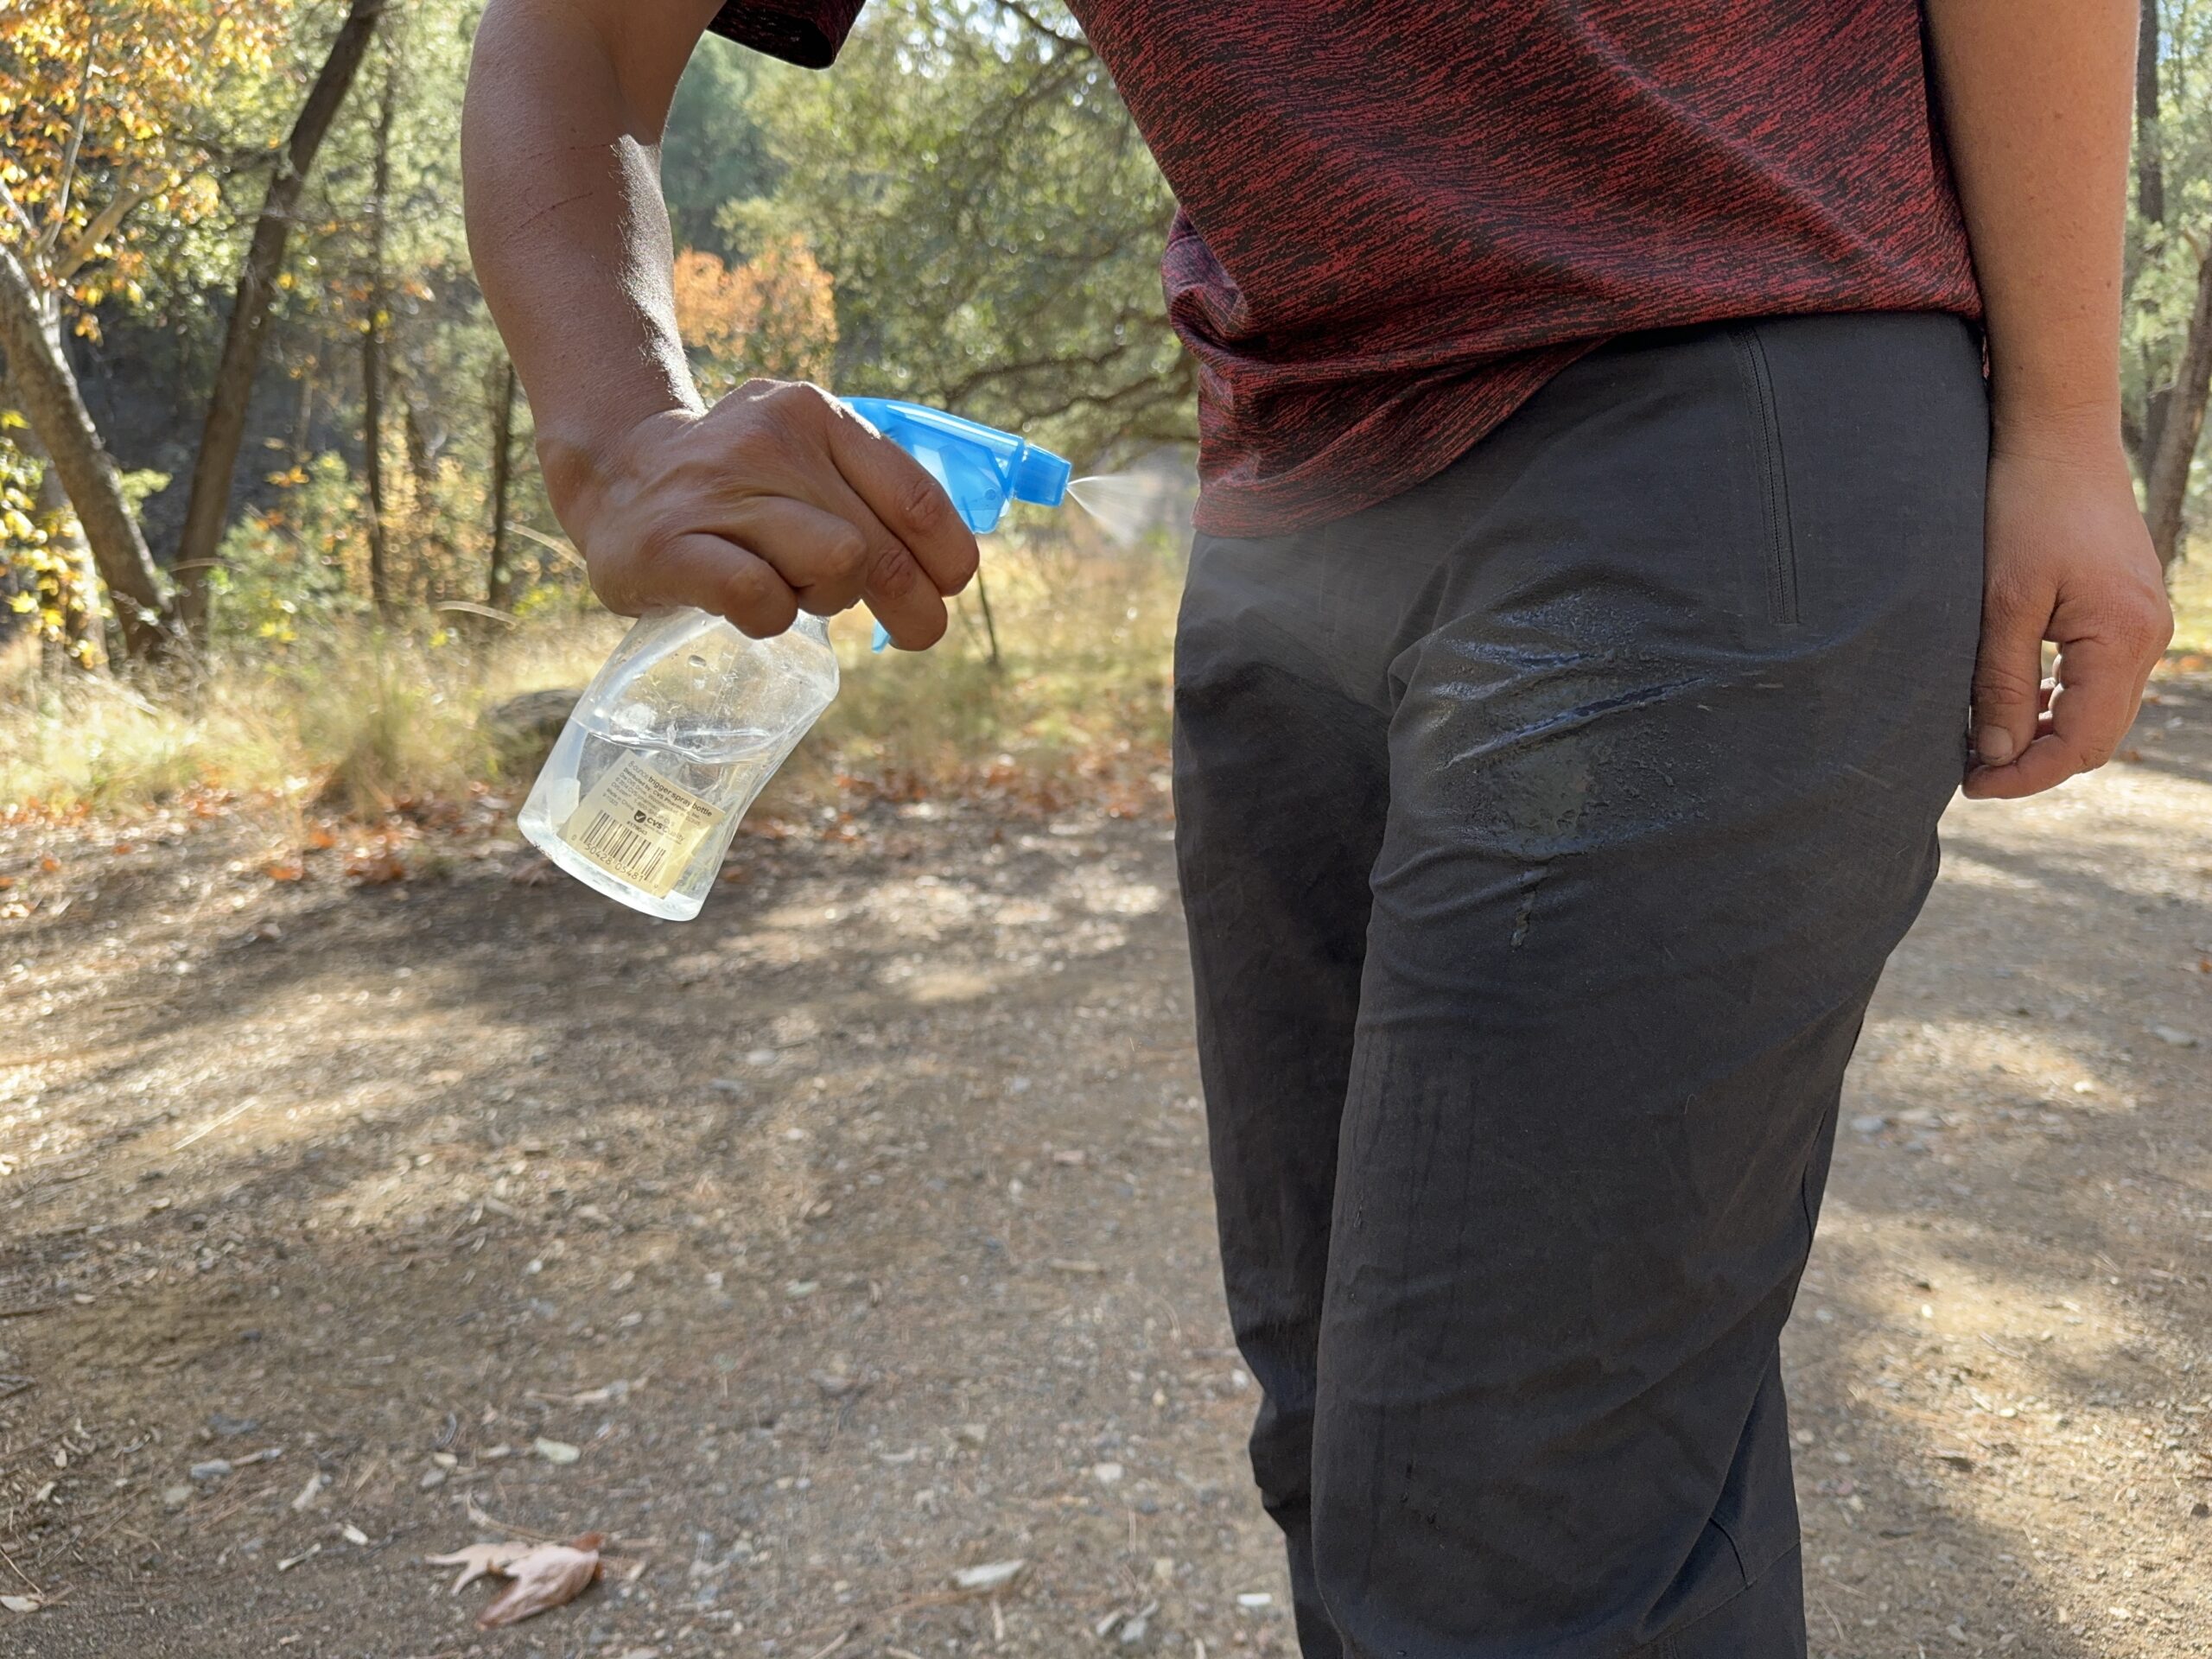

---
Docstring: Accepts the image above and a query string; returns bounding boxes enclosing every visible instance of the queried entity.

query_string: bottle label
[560,752,726,899]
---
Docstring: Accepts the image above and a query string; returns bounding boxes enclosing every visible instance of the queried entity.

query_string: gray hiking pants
[1173,313,1987,1657]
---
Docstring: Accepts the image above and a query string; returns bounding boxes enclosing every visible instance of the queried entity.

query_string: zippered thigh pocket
[1726,324,1802,626]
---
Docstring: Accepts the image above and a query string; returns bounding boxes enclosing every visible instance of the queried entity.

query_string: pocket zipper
[1728,326,1802,626]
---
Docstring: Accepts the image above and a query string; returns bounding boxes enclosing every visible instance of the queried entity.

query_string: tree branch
[992,0,1090,53]
[41,24,100,261]
[55,175,168,284]
[0,177,43,261]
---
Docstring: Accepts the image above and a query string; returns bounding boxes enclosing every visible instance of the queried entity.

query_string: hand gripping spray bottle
[518,398,1071,920]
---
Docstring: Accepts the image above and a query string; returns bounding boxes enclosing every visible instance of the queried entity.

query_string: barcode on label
[573,810,664,886]
[558,750,726,899]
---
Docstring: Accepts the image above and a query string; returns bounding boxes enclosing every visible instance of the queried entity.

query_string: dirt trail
[0,680,2209,1659]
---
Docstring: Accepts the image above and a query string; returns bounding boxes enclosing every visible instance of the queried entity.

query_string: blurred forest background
[0,0,1188,823]
[3,0,2211,818]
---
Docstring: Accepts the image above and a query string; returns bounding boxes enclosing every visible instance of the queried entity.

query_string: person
[461,3,2172,1653]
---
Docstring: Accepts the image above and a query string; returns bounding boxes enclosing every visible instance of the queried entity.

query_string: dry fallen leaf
[476,1535,603,1629]
[0,1594,41,1613]
[426,1541,531,1594]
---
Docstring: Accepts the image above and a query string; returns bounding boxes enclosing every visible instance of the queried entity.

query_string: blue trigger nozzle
[839,397,1070,660]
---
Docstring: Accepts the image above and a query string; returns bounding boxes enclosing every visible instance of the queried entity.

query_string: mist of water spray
[1066,474,1155,549]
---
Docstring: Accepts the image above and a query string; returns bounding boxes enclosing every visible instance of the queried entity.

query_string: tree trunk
[362,324,389,614]
[26,415,107,670]
[362,41,397,618]
[486,357,518,609]
[2145,247,2212,570]
[291,364,317,467]
[401,393,435,491]
[0,240,170,656]
[173,0,385,638]
[2,369,110,671]
[2139,0,2165,226]
[2135,0,2173,474]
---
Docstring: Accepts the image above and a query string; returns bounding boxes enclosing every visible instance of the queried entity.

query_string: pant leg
[1173,531,1393,1659]
[1303,313,1987,1657]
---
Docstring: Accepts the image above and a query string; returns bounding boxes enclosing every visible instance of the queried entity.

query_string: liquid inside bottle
[518,609,838,920]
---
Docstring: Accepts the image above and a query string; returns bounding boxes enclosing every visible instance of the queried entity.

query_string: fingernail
[1975,728,2017,766]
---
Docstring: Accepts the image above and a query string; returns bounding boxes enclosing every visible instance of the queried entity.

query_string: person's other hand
[1964,434,2171,798]
[547,378,979,648]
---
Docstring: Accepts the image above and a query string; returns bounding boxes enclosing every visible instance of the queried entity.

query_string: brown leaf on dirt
[261,859,305,882]
[474,1535,603,1629]
[346,852,409,886]
[425,1541,531,1594]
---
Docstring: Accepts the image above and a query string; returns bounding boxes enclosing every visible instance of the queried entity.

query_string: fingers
[820,399,982,648]
[590,531,800,639]
[679,496,875,616]
[798,453,957,650]
[1967,573,2049,772]
[575,382,985,651]
[1964,605,2171,801]
[698,382,977,650]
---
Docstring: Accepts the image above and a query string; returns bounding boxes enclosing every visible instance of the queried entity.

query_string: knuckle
[1972,659,2040,701]
[893,470,954,537]
[1982,575,2040,618]
[721,560,796,635]
[819,520,869,580]
[629,516,690,575]
[585,557,637,617]
[2131,596,2177,652]
[867,541,922,602]
[939,533,981,589]
[738,376,798,404]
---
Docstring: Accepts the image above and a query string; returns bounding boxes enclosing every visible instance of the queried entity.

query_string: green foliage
[0,425,100,664]
[732,0,1192,464]
[208,450,367,645]
[662,39,785,259]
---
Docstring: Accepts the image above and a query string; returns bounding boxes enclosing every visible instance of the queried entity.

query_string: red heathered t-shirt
[709,3,1982,538]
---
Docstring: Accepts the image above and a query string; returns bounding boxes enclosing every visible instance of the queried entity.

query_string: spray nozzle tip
[1011,444,1071,508]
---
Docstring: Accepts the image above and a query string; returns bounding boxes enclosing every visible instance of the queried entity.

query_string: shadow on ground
[0,683,2207,1656]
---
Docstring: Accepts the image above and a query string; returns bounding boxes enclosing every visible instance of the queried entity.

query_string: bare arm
[1926,0,2172,798]
[461,0,975,645]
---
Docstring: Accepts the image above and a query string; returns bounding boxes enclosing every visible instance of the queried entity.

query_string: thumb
[1969,576,2050,768]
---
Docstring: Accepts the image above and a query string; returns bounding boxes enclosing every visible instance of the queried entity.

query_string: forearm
[461,0,718,516]
[1925,0,2135,459]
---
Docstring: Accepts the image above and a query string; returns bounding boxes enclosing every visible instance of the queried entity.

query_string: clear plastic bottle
[518,608,837,921]
[518,398,1068,921]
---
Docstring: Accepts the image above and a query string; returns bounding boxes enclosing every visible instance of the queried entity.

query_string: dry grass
[0,617,623,818]
[0,536,1180,821]
[16,529,2196,825]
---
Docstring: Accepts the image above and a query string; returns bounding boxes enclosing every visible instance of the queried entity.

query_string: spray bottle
[517,399,1071,920]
